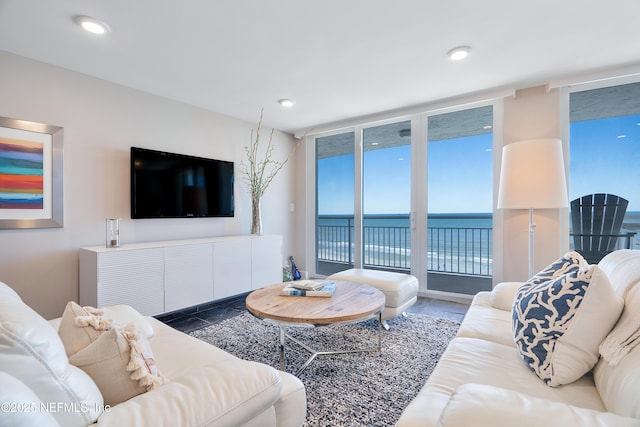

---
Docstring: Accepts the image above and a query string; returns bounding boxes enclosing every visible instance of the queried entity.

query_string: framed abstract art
[0,116,63,229]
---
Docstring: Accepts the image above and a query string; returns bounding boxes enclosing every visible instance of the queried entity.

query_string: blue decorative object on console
[289,256,301,281]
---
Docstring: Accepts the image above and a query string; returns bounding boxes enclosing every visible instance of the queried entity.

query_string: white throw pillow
[58,302,113,357]
[512,265,623,386]
[58,301,154,357]
[69,326,165,406]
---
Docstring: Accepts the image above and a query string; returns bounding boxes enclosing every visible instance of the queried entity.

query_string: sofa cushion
[396,336,606,427]
[58,301,154,357]
[512,265,623,386]
[597,249,640,297]
[439,383,640,427]
[0,281,104,427]
[69,326,164,406]
[489,281,523,311]
[457,291,515,347]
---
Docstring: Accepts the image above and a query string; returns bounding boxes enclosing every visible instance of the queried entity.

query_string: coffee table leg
[377,311,382,352]
[279,326,286,371]
[267,310,383,375]
[287,310,383,376]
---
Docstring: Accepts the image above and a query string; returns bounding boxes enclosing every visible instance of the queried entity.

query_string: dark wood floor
[156,294,470,334]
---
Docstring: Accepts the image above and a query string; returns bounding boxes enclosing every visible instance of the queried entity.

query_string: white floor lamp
[497,139,569,279]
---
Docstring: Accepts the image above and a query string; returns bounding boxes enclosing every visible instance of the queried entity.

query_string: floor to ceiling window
[569,81,640,257]
[426,106,494,294]
[312,103,496,297]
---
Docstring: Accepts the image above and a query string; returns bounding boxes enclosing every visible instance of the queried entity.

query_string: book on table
[289,279,326,291]
[281,280,336,297]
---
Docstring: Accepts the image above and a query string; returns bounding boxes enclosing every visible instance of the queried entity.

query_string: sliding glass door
[363,120,412,272]
[315,131,355,275]
[426,106,494,294]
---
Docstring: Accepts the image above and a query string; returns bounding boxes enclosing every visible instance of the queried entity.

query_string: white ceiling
[1,0,640,134]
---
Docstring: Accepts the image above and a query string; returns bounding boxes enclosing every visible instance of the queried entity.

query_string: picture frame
[0,116,64,229]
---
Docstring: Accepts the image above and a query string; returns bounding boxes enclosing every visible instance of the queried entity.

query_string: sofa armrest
[94,360,282,427]
[0,372,62,427]
[489,282,523,311]
[438,384,640,427]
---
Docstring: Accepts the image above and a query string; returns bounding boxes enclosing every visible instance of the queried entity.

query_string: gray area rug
[190,312,459,427]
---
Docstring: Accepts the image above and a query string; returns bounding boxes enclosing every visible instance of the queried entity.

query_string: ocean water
[317,213,492,229]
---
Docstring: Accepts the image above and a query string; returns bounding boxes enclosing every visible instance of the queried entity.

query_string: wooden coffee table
[246,280,385,375]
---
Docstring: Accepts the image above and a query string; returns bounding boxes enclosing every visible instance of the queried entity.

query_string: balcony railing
[317,214,493,277]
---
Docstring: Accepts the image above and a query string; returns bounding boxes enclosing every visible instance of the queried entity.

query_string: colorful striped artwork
[0,138,44,209]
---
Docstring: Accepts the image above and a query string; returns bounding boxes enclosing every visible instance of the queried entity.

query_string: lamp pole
[529,208,535,279]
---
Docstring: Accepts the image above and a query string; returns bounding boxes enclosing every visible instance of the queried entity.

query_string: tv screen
[131,147,234,219]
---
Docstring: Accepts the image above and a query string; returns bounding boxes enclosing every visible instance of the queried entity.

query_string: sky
[317,133,494,215]
[317,114,640,215]
[570,115,640,211]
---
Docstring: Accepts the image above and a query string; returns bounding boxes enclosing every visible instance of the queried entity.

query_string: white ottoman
[328,268,418,329]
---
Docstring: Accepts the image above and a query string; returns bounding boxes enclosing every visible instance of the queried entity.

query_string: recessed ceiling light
[447,46,471,61]
[278,99,295,108]
[73,15,111,35]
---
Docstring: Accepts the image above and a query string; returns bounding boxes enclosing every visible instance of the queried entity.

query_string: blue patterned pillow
[512,264,623,386]
[527,251,587,284]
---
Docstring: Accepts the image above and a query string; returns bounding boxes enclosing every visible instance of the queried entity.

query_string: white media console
[79,235,283,316]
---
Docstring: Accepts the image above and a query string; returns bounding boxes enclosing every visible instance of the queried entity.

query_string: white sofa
[397,249,640,427]
[0,281,307,427]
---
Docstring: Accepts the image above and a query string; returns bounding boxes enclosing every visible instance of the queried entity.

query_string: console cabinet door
[96,248,164,316]
[251,235,283,289]
[212,238,252,299]
[164,243,214,312]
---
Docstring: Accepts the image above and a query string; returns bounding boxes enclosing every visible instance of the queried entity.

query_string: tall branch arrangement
[240,109,302,201]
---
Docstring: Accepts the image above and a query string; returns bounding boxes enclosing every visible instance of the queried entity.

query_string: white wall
[0,51,297,318]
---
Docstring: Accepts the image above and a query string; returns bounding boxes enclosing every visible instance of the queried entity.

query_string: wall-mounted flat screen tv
[131,147,234,219]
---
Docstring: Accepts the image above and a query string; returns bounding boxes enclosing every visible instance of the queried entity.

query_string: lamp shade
[497,139,568,209]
